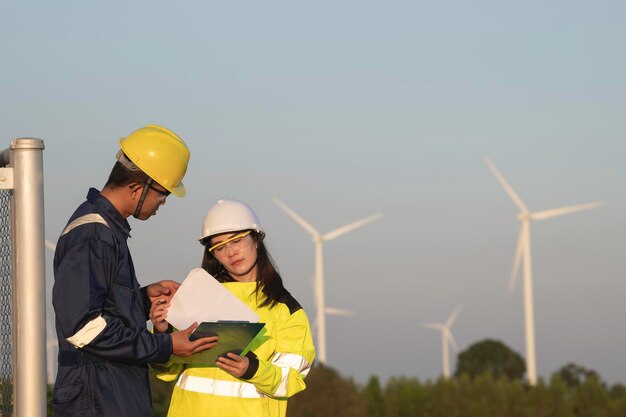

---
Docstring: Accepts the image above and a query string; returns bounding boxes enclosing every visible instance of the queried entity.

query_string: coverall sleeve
[244,309,316,398]
[53,235,172,364]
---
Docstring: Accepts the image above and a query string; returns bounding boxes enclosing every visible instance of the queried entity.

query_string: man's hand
[147,280,180,304]
[171,322,218,357]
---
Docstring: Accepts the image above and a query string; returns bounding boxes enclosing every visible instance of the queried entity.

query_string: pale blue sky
[1,1,625,385]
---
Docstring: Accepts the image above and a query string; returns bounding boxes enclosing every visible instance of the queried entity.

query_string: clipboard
[172,321,265,365]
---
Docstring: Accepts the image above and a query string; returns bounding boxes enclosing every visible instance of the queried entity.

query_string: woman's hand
[150,297,170,333]
[216,352,250,378]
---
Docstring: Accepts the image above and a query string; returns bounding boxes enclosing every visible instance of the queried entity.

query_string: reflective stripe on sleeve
[176,374,265,399]
[271,352,311,397]
[61,213,109,236]
[66,314,107,348]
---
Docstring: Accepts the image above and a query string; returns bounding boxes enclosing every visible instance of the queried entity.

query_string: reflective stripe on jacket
[154,280,315,417]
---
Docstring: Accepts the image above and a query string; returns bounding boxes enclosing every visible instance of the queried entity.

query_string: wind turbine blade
[484,156,529,213]
[509,225,525,291]
[447,331,459,353]
[325,307,355,316]
[273,197,320,238]
[46,319,54,340]
[422,322,444,331]
[45,239,56,251]
[322,213,382,241]
[530,202,605,221]
[446,305,462,327]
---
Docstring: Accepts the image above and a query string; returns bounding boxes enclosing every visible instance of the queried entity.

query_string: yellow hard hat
[119,125,190,197]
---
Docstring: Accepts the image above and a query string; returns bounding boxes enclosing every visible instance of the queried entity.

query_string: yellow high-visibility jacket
[154,281,316,417]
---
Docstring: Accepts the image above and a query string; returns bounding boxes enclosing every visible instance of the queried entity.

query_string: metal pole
[11,139,46,417]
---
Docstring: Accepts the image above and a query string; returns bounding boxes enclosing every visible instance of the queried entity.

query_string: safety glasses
[128,182,171,197]
[208,230,252,253]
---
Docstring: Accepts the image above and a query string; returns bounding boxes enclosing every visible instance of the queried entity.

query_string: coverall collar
[87,187,132,238]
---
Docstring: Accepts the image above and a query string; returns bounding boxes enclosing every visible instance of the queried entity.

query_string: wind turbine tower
[45,239,57,384]
[484,157,604,385]
[273,197,381,364]
[423,305,462,379]
[46,319,58,384]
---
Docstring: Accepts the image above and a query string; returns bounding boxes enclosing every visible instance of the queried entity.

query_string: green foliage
[383,376,425,417]
[608,383,626,399]
[44,360,626,417]
[287,362,626,417]
[362,376,385,417]
[455,338,526,381]
[0,376,12,417]
[149,371,176,417]
[288,364,368,417]
[47,384,55,417]
[553,363,601,388]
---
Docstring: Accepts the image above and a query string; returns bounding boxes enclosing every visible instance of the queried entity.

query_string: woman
[151,198,316,417]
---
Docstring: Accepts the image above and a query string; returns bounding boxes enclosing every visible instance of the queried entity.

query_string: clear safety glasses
[208,230,252,253]
[128,182,171,197]
[146,183,171,197]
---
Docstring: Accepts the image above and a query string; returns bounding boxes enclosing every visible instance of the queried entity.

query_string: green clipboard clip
[172,321,266,365]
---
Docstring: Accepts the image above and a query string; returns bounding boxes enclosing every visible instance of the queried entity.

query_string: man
[51,125,216,417]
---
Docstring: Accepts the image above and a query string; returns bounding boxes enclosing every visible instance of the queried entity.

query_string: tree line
[287,339,626,417]
[44,338,626,416]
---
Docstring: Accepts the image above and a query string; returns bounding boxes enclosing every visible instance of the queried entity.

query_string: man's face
[131,182,170,220]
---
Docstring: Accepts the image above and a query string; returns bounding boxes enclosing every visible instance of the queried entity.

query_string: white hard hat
[199,199,265,243]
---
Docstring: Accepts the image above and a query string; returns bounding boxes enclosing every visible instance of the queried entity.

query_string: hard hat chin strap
[133,178,153,218]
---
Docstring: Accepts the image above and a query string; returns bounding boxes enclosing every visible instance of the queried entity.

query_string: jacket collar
[87,187,132,238]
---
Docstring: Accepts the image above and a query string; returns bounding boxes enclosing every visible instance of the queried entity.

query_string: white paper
[166,268,259,330]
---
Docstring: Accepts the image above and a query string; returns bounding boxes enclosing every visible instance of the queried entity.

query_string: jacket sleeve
[152,359,186,382]
[53,231,172,365]
[243,309,316,398]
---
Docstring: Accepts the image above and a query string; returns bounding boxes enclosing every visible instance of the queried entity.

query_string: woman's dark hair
[201,231,286,309]
[105,161,151,189]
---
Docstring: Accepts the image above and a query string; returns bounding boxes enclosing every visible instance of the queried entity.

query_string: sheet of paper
[166,268,259,330]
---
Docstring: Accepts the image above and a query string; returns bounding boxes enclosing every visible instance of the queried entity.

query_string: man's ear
[127,183,142,200]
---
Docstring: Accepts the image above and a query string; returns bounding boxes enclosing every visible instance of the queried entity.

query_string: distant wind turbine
[484,156,604,385]
[273,197,381,364]
[45,239,56,251]
[46,319,58,384]
[422,305,462,379]
[45,239,57,384]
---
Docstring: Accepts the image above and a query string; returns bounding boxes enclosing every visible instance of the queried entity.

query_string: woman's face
[209,231,259,282]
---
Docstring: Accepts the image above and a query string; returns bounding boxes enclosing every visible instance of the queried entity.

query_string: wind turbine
[45,239,56,252]
[484,156,604,385]
[422,305,462,379]
[45,239,57,384]
[273,197,381,364]
[46,319,58,384]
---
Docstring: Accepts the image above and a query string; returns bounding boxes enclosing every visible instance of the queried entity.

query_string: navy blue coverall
[52,188,172,417]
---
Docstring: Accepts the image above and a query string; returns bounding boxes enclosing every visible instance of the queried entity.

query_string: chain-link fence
[0,190,11,417]
[0,139,46,417]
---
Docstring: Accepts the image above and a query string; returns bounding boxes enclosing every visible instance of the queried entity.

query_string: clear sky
[1,1,625,385]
